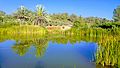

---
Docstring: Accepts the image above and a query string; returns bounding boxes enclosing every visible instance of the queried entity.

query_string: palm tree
[33,5,49,26]
[13,6,31,25]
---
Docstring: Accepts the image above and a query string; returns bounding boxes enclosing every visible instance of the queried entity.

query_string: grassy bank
[0,25,47,34]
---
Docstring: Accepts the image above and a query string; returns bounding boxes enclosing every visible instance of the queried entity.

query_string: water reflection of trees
[0,33,49,57]
[0,32,100,58]
[33,38,48,57]
[12,38,48,57]
[12,43,31,56]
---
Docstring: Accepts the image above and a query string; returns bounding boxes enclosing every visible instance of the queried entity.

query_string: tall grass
[0,25,47,35]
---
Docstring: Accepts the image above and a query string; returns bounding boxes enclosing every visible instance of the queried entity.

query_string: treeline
[0,5,120,29]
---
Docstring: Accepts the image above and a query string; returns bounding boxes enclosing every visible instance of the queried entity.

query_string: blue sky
[0,0,120,19]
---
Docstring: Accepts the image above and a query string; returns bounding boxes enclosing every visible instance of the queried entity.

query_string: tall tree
[34,5,48,26]
[0,11,6,23]
[13,6,32,24]
[113,6,120,22]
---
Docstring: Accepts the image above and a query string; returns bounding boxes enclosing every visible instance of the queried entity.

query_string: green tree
[113,6,120,22]
[13,6,32,25]
[0,11,6,23]
[34,5,48,26]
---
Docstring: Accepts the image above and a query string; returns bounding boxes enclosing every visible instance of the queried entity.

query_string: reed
[0,25,47,35]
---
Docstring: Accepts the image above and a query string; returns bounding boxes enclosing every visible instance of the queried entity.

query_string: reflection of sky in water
[0,40,97,68]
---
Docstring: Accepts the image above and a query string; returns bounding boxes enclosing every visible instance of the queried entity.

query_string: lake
[0,40,97,68]
[0,32,119,68]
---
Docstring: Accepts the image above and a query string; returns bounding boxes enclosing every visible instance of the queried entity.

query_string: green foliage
[13,6,34,25]
[0,11,6,23]
[73,21,80,28]
[49,13,70,26]
[36,5,46,17]
[0,4,119,30]
[14,6,30,17]
[73,21,89,29]
[33,5,49,26]
[113,5,120,22]
[96,22,120,29]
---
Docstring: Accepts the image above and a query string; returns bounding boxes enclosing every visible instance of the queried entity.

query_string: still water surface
[0,40,97,68]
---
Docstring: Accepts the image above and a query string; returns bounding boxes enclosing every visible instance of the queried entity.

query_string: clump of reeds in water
[96,30,120,67]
